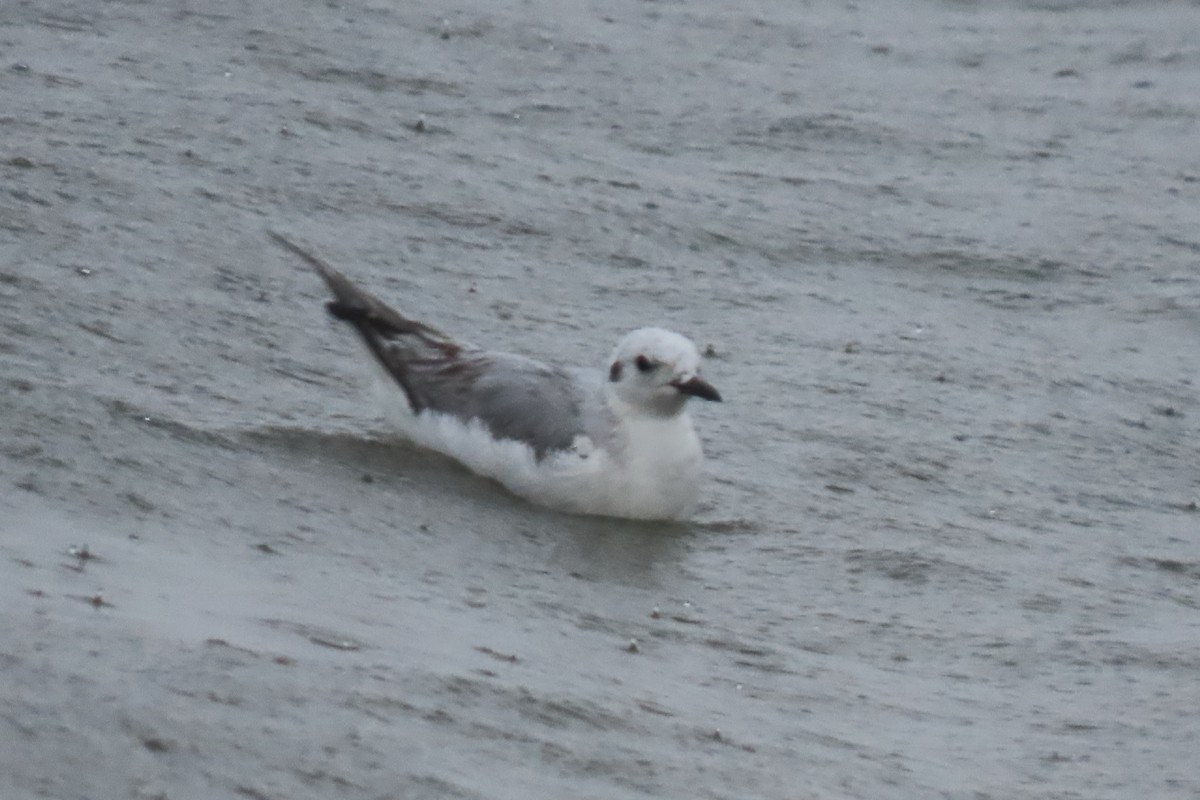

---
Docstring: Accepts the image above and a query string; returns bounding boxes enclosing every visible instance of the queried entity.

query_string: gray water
[2,1,1198,798]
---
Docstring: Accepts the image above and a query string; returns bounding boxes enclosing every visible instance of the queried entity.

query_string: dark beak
[673,376,722,402]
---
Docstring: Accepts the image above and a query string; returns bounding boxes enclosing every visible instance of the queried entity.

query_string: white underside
[369,373,704,520]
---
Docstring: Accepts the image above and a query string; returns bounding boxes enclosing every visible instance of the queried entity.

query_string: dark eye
[635,355,655,373]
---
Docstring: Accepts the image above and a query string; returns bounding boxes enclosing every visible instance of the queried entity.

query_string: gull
[270,232,722,520]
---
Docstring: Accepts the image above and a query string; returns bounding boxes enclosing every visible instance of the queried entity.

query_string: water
[2,1,1198,797]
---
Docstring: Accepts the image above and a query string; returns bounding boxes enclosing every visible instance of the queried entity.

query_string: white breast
[371,368,705,520]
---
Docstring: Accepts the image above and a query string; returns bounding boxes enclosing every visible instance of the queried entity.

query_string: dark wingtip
[268,229,340,283]
[271,231,382,324]
[325,300,366,322]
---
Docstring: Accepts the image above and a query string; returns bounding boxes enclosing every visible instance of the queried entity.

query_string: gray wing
[271,231,591,458]
[409,351,592,458]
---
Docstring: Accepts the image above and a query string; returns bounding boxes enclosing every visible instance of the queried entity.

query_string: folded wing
[271,232,589,458]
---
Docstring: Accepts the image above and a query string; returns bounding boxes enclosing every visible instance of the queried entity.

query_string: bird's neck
[606,388,688,420]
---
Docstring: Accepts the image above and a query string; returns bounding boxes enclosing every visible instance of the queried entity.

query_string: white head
[607,327,722,416]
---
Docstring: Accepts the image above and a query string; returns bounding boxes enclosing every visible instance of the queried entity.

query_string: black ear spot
[609,360,623,381]
[635,355,654,373]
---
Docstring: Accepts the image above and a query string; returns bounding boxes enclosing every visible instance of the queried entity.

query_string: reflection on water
[547,515,691,587]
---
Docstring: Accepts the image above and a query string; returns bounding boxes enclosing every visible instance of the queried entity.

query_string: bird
[270,231,721,520]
